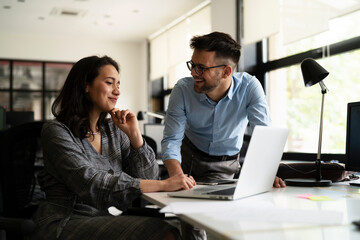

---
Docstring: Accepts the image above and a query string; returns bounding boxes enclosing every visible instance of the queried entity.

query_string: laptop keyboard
[205,187,236,195]
[193,186,221,193]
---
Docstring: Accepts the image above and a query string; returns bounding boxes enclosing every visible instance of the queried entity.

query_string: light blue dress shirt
[161,72,271,163]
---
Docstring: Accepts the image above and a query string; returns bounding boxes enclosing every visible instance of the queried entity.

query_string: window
[0,61,10,109]
[12,62,42,119]
[0,59,73,121]
[45,63,73,119]
[269,3,360,61]
[268,50,360,155]
[265,8,360,159]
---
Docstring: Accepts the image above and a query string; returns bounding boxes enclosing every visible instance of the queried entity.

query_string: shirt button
[108,169,114,175]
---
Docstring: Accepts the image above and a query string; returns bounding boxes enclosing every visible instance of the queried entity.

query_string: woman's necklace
[87,128,100,135]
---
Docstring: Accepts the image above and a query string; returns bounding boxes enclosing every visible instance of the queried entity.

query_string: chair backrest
[142,135,157,158]
[0,121,45,218]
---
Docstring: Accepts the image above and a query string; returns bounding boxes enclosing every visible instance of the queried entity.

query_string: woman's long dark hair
[52,55,119,138]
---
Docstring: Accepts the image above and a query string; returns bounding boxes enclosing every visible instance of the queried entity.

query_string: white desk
[143,182,360,240]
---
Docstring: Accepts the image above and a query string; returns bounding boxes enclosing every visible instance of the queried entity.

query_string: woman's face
[86,64,120,114]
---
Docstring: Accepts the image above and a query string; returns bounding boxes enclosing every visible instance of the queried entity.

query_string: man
[162,31,285,188]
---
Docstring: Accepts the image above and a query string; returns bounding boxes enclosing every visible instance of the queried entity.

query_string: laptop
[168,126,289,200]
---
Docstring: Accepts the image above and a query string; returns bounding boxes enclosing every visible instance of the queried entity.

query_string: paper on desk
[160,199,272,214]
[160,200,343,225]
[204,206,343,225]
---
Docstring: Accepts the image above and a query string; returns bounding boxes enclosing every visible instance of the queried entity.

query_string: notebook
[168,126,289,200]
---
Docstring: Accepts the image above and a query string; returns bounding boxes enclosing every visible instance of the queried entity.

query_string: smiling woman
[30,55,196,240]
[85,64,120,117]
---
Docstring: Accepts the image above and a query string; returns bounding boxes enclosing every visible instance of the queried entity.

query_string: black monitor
[6,111,34,128]
[0,107,5,130]
[345,101,360,172]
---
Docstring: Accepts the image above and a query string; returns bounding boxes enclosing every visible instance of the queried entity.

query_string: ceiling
[0,0,209,42]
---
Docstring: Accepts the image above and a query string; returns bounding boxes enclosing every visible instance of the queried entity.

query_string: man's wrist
[164,159,183,177]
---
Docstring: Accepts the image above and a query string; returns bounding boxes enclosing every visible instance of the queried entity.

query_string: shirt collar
[226,76,236,100]
[199,93,207,101]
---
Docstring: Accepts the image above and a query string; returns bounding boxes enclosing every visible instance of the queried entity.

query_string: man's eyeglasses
[186,61,226,75]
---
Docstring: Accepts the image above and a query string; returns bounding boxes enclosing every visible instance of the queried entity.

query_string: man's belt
[183,136,239,161]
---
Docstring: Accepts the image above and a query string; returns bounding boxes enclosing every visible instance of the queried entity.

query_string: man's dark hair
[52,55,119,138]
[190,31,241,66]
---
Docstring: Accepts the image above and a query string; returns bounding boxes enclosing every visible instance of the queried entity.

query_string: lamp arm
[319,80,328,94]
[145,112,165,120]
[316,88,326,181]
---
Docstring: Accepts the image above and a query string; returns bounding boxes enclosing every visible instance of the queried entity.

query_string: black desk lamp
[285,58,332,187]
[137,111,145,121]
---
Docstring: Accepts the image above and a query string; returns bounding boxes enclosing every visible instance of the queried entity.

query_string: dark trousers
[180,136,241,182]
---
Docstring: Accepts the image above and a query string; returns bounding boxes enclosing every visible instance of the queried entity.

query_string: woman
[31,56,196,240]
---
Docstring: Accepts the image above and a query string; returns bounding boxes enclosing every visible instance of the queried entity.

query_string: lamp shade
[137,111,145,120]
[301,58,329,87]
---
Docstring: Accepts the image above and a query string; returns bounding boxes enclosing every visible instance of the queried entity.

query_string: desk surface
[143,181,360,240]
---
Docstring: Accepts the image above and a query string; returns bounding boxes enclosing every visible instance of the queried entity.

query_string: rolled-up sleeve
[246,76,272,131]
[161,84,187,163]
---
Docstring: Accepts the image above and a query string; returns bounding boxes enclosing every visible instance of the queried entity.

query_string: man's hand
[273,176,286,188]
[139,174,196,192]
[163,174,196,191]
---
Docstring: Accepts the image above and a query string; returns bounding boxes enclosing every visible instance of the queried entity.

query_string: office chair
[131,135,162,209]
[142,135,157,158]
[0,121,45,240]
[142,134,169,180]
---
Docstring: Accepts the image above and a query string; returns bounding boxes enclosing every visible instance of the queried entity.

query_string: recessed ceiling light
[104,14,110,18]
[38,17,45,20]
[3,5,11,9]
[50,8,87,17]
[132,9,139,13]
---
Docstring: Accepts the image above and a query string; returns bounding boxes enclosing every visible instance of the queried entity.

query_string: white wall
[0,32,148,115]
[0,0,239,122]
[211,0,236,39]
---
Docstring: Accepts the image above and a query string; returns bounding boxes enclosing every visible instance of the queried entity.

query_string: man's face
[190,50,226,94]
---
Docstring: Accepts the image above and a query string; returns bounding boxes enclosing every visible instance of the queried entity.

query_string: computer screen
[6,111,34,128]
[345,101,360,172]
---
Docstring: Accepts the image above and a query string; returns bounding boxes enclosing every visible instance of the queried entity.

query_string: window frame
[0,59,74,120]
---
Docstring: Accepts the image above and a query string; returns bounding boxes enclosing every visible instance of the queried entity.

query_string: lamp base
[284,178,332,187]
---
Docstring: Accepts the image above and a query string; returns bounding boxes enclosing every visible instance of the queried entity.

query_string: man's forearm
[164,159,184,177]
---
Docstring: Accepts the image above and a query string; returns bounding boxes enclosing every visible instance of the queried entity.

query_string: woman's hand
[110,108,143,148]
